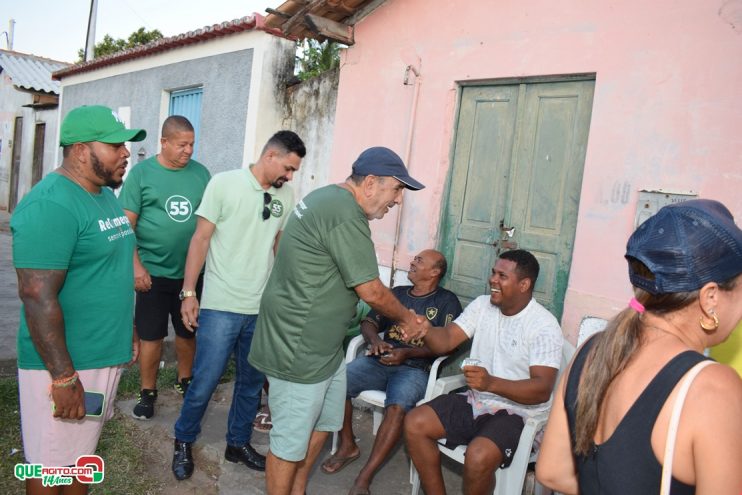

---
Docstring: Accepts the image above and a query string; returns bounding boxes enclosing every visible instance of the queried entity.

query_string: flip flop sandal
[253,411,272,432]
[320,451,361,474]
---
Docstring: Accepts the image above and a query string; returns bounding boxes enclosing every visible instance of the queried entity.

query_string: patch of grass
[0,375,23,495]
[116,365,178,398]
[1,359,238,494]
[221,356,236,383]
[0,372,169,495]
[96,412,166,494]
[117,357,236,398]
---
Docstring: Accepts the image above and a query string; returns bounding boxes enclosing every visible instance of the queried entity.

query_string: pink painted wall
[328,0,742,341]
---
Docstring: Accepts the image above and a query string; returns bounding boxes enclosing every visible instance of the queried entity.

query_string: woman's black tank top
[565,338,707,494]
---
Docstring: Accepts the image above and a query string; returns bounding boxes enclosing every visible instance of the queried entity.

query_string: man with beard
[11,105,145,495]
[172,131,305,481]
[119,116,211,420]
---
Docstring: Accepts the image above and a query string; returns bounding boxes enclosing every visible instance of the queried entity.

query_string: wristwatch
[179,290,197,301]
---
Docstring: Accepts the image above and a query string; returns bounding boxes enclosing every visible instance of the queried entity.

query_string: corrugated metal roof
[0,49,69,94]
[54,14,288,80]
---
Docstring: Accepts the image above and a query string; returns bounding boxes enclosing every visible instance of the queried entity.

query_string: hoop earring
[700,312,720,332]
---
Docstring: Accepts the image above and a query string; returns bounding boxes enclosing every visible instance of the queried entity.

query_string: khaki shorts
[18,366,123,465]
[266,361,346,462]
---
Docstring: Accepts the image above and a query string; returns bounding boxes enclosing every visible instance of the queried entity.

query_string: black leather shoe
[172,439,194,480]
[225,443,266,471]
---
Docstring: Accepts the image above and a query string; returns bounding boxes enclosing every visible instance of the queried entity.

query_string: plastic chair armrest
[430,374,467,398]
[346,332,385,363]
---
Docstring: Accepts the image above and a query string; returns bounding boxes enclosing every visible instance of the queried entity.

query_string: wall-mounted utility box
[635,189,697,228]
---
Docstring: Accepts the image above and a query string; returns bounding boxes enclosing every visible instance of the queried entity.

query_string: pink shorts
[18,366,123,466]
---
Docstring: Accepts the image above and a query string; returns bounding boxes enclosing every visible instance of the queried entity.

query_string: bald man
[118,115,211,420]
[321,249,462,495]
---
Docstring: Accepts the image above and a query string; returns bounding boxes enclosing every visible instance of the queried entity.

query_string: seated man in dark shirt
[321,249,462,495]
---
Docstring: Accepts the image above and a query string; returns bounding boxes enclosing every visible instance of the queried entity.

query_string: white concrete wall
[0,73,26,209]
[58,29,296,174]
[0,73,60,209]
[284,68,339,202]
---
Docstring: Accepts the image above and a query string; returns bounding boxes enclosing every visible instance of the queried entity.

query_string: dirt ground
[118,387,223,495]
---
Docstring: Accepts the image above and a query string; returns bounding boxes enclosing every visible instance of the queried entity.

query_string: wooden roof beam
[265,8,292,19]
[304,14,354,44]
[282,0,329,35]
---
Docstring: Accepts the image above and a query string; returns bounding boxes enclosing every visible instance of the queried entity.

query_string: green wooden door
[441,79,594,319]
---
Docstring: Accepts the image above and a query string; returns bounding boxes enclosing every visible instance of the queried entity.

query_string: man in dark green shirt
[12,105,145,494]
[249,147,427,495]
[118,116,210,420]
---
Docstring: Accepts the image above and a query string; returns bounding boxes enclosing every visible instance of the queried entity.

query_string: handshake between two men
[368,309,491,392]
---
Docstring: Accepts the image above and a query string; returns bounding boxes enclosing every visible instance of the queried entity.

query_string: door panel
[442,80,594,317]
[32,123,46,186]
[169,87,203,158]
[443,86,518,305]
[9,117,23,212]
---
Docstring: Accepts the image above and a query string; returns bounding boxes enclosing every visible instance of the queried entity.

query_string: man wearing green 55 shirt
[118,115,211,421]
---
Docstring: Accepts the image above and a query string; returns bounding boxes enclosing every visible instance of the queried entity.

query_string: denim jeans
[346,356,429,411]
[174,309,264,446]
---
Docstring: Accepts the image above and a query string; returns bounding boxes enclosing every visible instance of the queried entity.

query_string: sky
[0,0,283,63]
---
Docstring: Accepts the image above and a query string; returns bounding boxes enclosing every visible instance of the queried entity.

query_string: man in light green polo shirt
[171,131,306,481]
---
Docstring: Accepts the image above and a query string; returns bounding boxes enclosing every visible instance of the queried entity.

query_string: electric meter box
[635,189,697,228]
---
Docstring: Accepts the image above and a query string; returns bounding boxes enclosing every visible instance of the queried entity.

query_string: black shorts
[426,393,525,468]
[134,275,203,341]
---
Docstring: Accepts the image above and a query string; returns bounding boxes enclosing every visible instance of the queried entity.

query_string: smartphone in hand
[460,357,483,369]
[51,391,105,417]
[84,391,105,417]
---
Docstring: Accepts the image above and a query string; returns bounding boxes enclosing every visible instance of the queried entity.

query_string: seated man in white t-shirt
[404,249,563,495]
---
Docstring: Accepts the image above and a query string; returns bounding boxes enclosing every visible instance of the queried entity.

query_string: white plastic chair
[409,339,575,495]
[577,316,608,345]
[331,333,449,454]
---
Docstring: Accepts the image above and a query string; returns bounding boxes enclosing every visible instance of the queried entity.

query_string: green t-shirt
[118,156,211,278]
[11,173,135,370]
[196,168,294,314]
[249,185,379,383]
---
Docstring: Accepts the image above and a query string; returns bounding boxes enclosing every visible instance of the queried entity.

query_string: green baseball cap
[60,105,146,146]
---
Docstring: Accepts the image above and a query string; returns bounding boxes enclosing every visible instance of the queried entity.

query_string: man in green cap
[11,105,145,495]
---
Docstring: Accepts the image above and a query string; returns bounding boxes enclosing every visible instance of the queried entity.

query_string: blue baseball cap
[352,147,425,191]
[626,199,742,294]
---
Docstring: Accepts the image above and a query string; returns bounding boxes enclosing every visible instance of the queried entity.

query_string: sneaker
[132,389,157,420]
[174,377,193,396]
